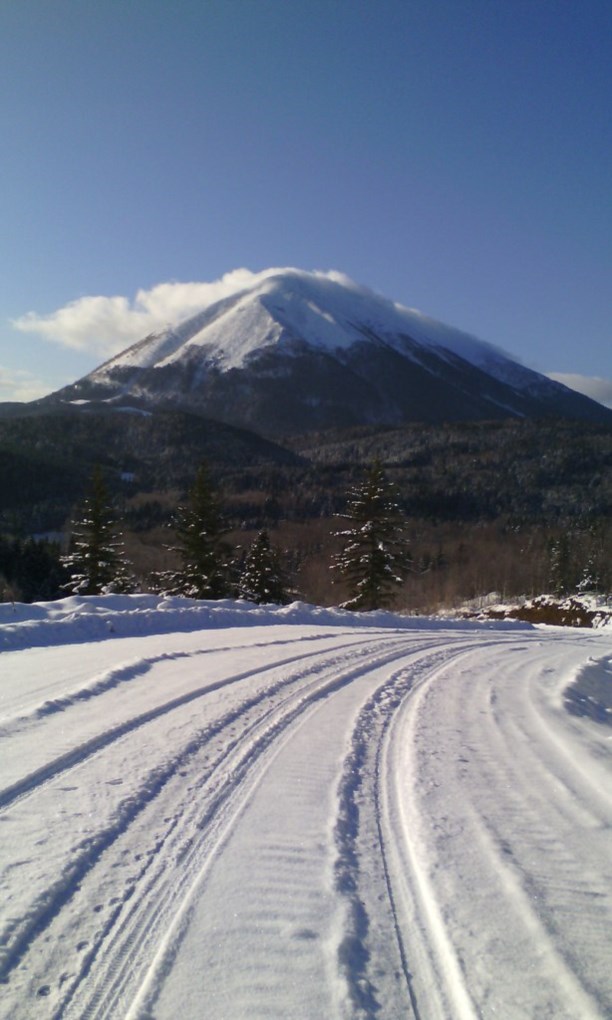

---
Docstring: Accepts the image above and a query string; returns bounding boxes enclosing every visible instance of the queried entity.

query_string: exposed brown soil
[468,596,611,628]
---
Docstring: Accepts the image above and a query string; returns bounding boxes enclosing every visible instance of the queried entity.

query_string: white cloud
[10,268,344,358]
[0,366,56,402]
[547,372,612,409]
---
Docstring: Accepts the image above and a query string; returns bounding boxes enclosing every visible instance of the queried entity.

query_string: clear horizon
[1,1,611,406]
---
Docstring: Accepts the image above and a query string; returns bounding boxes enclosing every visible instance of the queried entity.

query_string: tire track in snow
[333,638,498,1019]
[0,631,361,734]
[127,639,457,1020]
[388,638,612,1019]
[0,636,381,813]
[72,636,429,1020]
[0,634,426,1018]
[379,651,482,1020]
[0,636,401,983]
[449,644,612,1016]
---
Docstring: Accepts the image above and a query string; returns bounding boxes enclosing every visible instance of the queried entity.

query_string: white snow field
[1,595,611,1019]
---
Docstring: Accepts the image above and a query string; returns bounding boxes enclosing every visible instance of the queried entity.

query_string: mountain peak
[97,267,511,375]
[37,269,612,435]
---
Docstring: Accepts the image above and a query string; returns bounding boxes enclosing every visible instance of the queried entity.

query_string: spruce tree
[62,468,135,595]
[548,532,574,596]
[164,465,231,599]
[0,536,68,603]
[238,530,287,604]
[333,462,411,611]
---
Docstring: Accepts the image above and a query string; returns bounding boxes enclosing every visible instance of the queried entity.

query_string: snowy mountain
[40,269,612,435]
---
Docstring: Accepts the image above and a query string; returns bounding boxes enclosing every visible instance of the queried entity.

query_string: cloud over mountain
[11,268,358,357]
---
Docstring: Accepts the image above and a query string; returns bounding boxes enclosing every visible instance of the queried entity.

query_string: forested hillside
[1,411,610,608]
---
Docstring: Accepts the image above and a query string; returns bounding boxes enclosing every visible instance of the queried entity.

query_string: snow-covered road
[0,596,610,1019]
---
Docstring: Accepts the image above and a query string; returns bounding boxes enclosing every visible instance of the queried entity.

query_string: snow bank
[0,594,533,652]
[563,653,612,726]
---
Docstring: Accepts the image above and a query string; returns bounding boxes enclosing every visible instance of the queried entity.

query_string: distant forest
[1,411,610,608]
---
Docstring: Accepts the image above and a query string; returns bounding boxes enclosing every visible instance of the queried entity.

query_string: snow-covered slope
[1,596,611,1019]
[46,269,612,433]
[75,270,545,380]
[95,271,506,371]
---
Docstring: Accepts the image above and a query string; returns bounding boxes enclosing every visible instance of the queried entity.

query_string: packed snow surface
[1,595,611,1019]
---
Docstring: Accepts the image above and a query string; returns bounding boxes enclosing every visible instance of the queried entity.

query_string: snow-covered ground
[1,595,611,1019]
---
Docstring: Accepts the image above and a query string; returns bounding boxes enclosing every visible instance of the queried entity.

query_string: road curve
[0,622,610,1019]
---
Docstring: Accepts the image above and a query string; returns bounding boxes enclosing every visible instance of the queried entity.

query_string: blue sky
[1,0,611,405]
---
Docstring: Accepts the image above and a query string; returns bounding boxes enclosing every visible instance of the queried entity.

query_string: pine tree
[62,468,135,595]
[575,521,605,594]
[0,536,68,603]
[333,462,411,611]
[164,465,231,599]
[238,530,287,604]
[576,554,598,594]
[548,532,573,596]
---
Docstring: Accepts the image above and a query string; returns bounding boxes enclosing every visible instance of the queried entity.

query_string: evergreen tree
[238,530,287,604]
[62,468,135,595]
[548,532,574,596]
[576,554,598,594]
[0,536,68,603]
[333,462,411,611]
[164,465,231,599]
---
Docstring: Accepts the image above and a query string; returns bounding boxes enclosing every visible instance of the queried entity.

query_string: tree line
[55,463,410,611]
[1,460,608,610]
